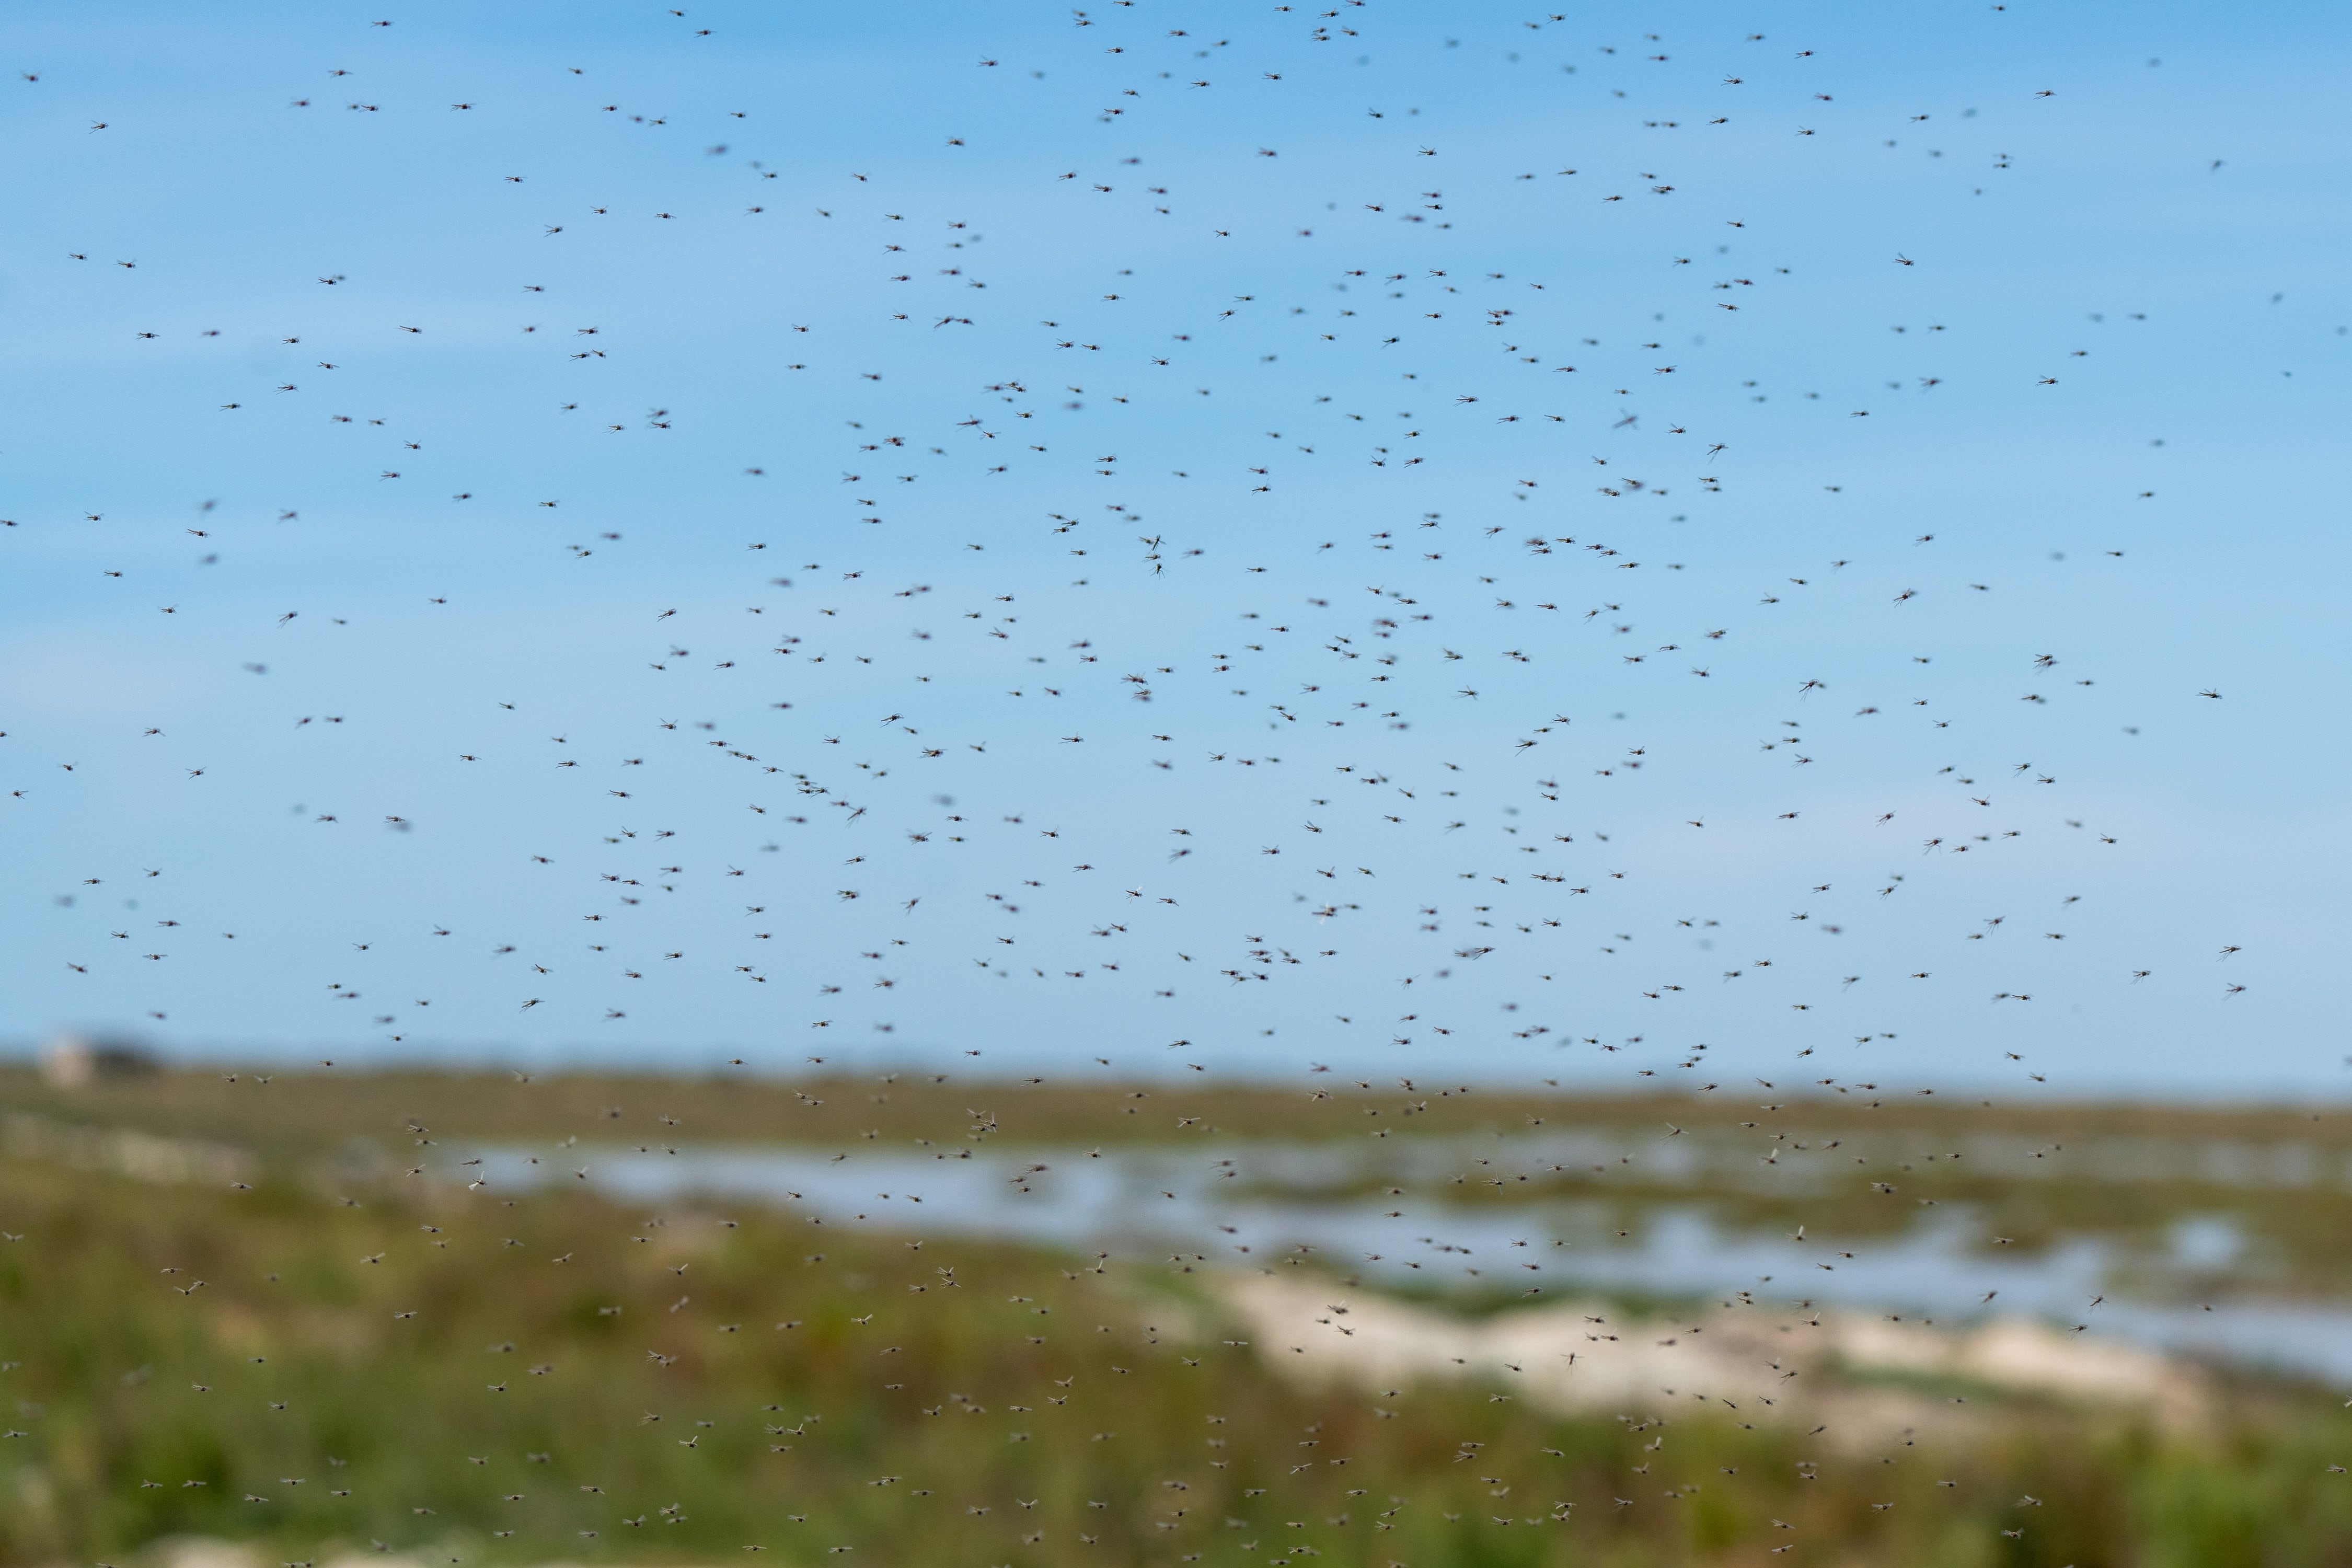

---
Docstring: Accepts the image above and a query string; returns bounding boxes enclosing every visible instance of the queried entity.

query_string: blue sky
[3,0,2346,1096]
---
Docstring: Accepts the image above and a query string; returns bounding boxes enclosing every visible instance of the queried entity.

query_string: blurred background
[9,1054,2352,1566]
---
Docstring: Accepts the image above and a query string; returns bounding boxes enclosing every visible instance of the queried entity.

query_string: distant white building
[40,1031,157,1088]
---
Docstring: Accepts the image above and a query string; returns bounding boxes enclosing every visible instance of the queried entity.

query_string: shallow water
[454,1136,2352,1387]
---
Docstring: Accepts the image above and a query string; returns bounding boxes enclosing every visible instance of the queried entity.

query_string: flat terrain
[5,1064,2344,1155]
[6,1069,2351,1566]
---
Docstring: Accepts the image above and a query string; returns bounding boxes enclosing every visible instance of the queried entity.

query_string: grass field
[5,1068,2352,1568]
[6,1064,2350,1156]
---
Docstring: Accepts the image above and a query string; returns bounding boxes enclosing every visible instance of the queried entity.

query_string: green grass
[8,1065,2352,1162]
[4,1147,2352,1568]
